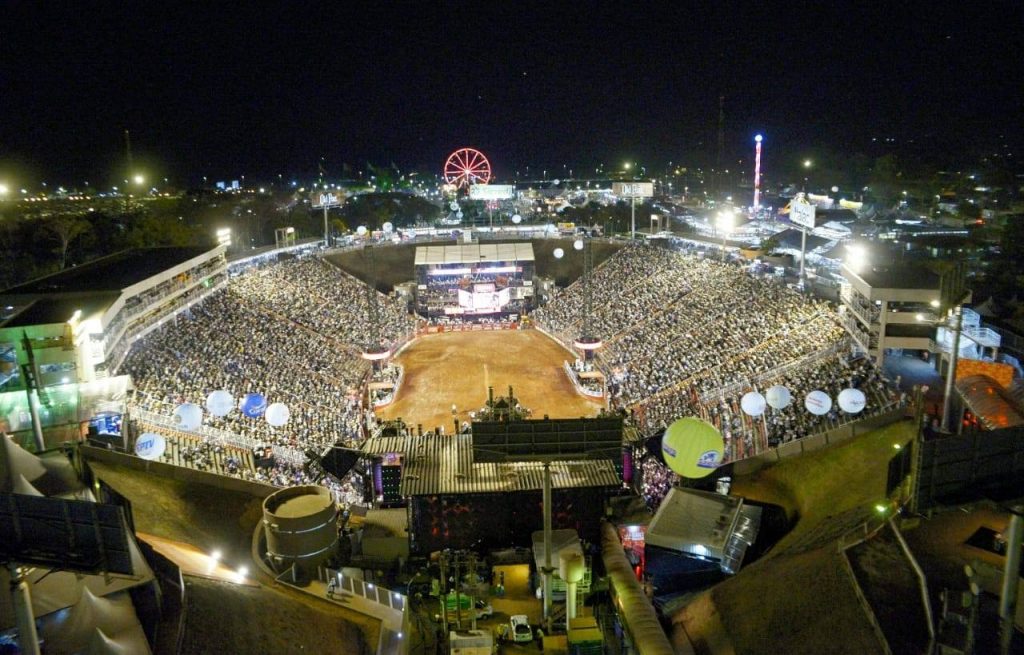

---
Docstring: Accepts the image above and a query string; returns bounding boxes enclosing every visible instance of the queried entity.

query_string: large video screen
[456,284,511,314]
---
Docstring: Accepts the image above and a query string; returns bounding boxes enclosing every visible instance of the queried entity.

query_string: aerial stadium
[1,187,1019,654]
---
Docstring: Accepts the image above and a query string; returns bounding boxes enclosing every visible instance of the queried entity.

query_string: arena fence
[563,361,604,398]
[416,319,524,335]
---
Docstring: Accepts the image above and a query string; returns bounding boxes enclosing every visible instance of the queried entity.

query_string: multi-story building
[839,263,1001,376]
[839,263,945,367]
[0,247,227,442]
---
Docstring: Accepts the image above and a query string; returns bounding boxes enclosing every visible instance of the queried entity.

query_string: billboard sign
[613,182,654,198]
[469,184,515,200]
[312,192,343,208]
[790,200,817,229]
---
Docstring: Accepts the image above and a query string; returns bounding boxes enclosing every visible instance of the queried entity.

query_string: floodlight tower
[753,134,763,212]
[360,245,390,370]
[572,235,603,361]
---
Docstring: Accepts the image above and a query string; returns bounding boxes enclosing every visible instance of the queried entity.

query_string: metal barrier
[129,405,307,467]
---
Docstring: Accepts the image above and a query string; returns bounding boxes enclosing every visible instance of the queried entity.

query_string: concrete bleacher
[134,422,257,477]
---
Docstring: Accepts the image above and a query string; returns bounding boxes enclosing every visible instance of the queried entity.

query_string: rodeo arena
[7,214,976,655]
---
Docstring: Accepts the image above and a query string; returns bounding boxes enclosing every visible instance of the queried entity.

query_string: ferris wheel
[443,148,492,188]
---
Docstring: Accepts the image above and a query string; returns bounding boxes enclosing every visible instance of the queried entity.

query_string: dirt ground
[377,330,603,430]
[180,575,371,655]
[86,460,380,653]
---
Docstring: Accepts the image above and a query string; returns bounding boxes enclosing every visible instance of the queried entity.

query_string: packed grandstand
[117,241,900,508]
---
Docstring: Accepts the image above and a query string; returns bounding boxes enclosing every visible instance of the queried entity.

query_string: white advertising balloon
[553,248,565,259]
[837,388,867,414]
[765,385,792,410]
[265,402,290,427]
[511,214,522,224]
[356,225,368,236]
[135,433,166,461]
[804,390,833,416]
[450,201,459,211]
[382,221,394,233]
[740,391,767,417]
[172,402,203,431]
[206,390,234,417]
[573,239,584,251]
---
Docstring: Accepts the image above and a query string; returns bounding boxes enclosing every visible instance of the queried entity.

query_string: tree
[42,216,92,269]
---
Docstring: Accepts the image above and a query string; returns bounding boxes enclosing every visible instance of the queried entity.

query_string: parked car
[475,599,493,620]
[509,615,532,643]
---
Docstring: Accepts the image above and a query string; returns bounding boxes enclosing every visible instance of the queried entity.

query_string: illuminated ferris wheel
[443,148,492,188]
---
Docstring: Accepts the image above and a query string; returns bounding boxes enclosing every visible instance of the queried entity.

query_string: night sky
[2,2,1021,185]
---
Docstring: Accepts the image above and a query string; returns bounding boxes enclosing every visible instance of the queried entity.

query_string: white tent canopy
[40,587,150,655]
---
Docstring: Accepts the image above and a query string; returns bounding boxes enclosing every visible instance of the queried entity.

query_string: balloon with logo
[172,403,203,431]
[804,390,832,416]
[740,391,767,417]
[661,417,725,479]
[265,402,290,427]
[382,221,393,233]
[837,388,867,414]
[356,225,368,236]
[765,385,792,410]
[240,392,268,418]
[135,433,166,461]
[205,390,234,417]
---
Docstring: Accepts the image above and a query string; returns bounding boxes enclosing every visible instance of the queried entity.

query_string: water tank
[262,485,338,573]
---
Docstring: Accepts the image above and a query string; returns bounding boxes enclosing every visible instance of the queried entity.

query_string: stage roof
[361,433,618,496]
[414,242,535,267]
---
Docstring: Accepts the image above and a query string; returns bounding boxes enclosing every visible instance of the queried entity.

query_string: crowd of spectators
[533,242,901,499]
[120,254,413,501]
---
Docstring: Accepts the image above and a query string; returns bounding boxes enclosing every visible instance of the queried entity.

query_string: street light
[216,228,232,248]
[717,209,735,260]
[133,174,145,186]
[845,244,868,274]
[0,183,9,197]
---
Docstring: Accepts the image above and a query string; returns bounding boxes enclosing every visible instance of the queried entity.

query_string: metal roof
[360,433,619,496]
[414,242,535,266]
[955,374,1024,430]
[646,487,744,557]
[1,247,215,295]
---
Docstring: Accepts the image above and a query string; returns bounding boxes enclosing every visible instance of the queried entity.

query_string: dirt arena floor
[377,329,603,430]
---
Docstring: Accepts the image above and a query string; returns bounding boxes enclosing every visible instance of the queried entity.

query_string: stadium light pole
[916,303,964,433]
[717,209,735,261]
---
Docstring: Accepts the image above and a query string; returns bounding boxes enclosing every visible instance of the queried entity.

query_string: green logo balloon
[661,417,725,478]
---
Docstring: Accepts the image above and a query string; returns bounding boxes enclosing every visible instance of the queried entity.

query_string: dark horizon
[2,2,1021,186]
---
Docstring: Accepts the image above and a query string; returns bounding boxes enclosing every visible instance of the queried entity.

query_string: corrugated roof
[646,487,743,556]
[413,242,535,266]
[360,433,618,495]
[955,374,1024,430]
